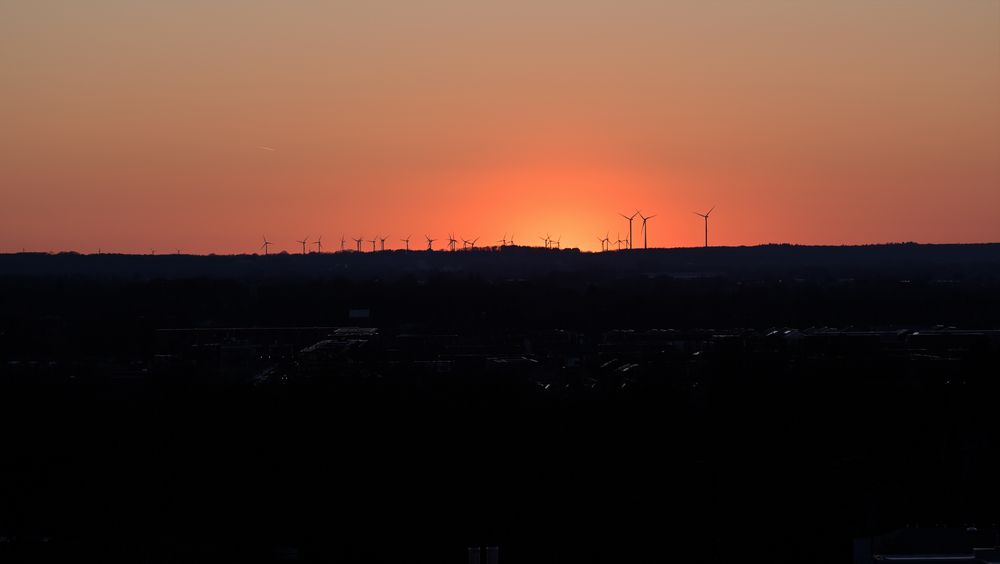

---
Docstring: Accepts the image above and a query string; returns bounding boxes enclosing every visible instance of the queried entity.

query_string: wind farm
[170,206,721,257]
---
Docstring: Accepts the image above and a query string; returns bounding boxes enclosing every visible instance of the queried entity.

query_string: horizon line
[4,241,1000,257]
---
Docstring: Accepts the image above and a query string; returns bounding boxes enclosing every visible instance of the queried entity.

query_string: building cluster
[8,324,994,399]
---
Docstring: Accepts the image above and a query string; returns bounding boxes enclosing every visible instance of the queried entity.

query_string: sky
[2,1,998,254]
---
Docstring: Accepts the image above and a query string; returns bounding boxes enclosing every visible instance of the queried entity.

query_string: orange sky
[2,1,999,253]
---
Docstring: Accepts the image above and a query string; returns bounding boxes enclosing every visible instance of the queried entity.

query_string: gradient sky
[2,1,998,253]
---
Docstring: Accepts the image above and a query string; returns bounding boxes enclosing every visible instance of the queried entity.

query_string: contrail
[256,146,276,151]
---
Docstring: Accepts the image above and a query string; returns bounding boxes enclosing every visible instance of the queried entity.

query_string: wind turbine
[353,236,363,252]
[598,232,610,252]
[401,235,411,251]
[638,213,656,249]
[368,237,377,252]
[470,237,479,249]
[297,235,309,254]
[620,211,640,249]
[313,235,323,253]
[260,236,272,255]
[447,233,458,252]
[539,234,551,249]
[497,233,508,247]
[552,235,561,249]
[379,235,388,251]
[425,235,436,251]
[694,206,715,248]
[615,233,625,251]
[340,235,346,252]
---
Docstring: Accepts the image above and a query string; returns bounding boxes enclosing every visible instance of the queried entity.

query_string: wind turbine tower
[620,211,640,249]
[353,236,363,252]
[260,236,272,255]
[297,236,309,254]
[598,233,610,252]
[639,213,656,249]
[694,206,715,248]
[401,235,411,251]
[425,235,436,251]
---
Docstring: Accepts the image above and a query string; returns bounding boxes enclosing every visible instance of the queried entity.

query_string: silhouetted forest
[1,244,999,563]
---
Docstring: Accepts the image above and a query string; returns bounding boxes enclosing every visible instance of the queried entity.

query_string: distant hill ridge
[2,243,999,281]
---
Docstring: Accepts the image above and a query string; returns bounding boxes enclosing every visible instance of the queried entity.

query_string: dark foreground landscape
[2,244,1000,563]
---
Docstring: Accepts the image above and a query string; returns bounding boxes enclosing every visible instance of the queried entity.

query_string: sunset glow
[2,1,998,253]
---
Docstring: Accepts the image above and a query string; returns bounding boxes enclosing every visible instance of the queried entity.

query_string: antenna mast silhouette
[694,206,715,248]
